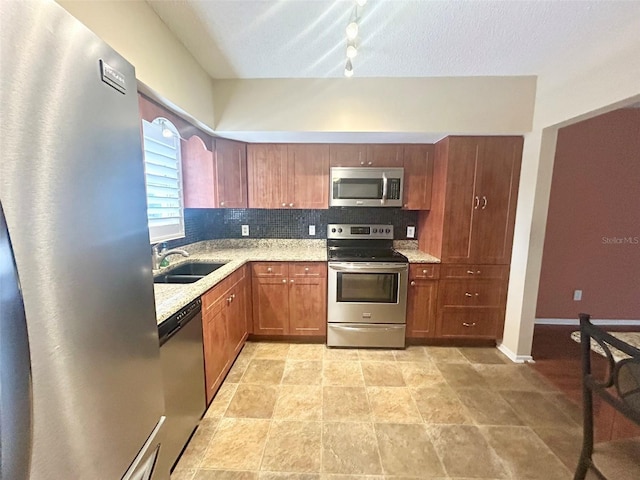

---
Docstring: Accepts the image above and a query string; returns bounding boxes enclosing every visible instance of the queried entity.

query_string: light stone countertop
[154,238,440,325]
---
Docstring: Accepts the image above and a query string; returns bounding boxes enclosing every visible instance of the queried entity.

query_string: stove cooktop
[328,247,408,263]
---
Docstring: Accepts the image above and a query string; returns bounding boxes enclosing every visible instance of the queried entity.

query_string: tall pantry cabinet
[418,136,523,340]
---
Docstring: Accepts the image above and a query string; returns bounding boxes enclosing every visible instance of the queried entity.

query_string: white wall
[57,0,216,129]
[500,34,640,360]
[212,77,536,138]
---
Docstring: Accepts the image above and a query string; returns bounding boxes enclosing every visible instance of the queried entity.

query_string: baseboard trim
[535,318,640,326]
[496,342,534,364]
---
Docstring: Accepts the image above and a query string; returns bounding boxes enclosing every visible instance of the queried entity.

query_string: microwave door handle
[381,173,388,205]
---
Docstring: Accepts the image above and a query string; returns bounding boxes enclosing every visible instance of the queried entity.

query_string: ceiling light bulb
[344,59,354,78]
[355,0,367,6]
[162,126,173,138]
[346,44,358,59]
[346,22,358,40]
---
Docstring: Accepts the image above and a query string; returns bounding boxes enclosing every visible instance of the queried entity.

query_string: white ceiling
[146,0,640,80]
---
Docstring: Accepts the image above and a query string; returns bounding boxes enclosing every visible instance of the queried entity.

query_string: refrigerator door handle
[0,202,33,480]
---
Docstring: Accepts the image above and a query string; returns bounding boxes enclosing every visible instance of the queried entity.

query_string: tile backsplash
[165,207,419,248]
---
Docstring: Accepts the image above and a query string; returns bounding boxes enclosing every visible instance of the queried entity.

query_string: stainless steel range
[327,224,408,348]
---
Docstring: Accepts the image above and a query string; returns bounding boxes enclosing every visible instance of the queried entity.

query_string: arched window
[141,117,185,243]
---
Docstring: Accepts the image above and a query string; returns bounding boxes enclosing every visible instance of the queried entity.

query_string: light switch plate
[309,225,316,236]
[573,289,582,301]
[407,226,416,238]
[241,225,249,236]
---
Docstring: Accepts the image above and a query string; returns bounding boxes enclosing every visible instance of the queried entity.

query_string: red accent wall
[536,108,640,320]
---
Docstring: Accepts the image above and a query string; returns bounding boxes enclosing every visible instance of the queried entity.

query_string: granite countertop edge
[154,240,440,325]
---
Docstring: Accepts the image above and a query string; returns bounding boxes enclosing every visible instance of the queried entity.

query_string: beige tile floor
[171,342,591,480]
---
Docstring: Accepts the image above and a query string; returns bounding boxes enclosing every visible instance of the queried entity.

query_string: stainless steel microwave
[330,167,404,207]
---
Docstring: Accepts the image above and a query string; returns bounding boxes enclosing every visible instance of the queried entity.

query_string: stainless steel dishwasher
[156,298,206,476]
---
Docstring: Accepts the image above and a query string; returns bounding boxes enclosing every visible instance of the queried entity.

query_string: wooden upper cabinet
[288,144,329,209]
[247,144,288,208]
[329,144,403,167]
[214,138,247,208]
[247,144,329,209]
[329,144,368,167]
[367,144,404,167]
[182,136,215,208]
[402,144,434,210]
[419,136,522,265]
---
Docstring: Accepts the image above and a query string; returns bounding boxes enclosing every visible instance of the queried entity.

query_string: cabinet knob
[282,203,286,207]
[360,161,365,165]
[289,203,294,207]
[227,297,232,304]
[410,281,416,286]
[231,294,235,300]
[368,161,372,165]
[422,269,427,274]
[465,292,473,297]
[267,267,272,272]
[477,270,481,275]
[290,279,294,283]
[220,201,225,206]
[304,267,309,272]
[404,204,408,208]
[462,322,477,327]
[466,270,474,275]
[282,279,287,283]
[474,196,480,209]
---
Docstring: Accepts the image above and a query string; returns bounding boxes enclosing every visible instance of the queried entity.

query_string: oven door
[327,262,408,324]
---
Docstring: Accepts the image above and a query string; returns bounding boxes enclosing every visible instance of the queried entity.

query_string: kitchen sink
[153,262,227,284]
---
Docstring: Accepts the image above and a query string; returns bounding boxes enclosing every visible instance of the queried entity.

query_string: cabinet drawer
[290,262,327,278]
[438,308,501,338]
[409,264,439,279]
[252,262,286,277]
[438,279,505,308]
[440,264,507,280]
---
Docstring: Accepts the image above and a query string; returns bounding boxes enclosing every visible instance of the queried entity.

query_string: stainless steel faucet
[152,244,189,270]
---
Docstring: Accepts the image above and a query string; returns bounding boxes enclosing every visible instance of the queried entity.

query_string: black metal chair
[574,313,640,480]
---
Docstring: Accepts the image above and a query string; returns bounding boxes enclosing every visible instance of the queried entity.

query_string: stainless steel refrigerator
[1,1,167,479]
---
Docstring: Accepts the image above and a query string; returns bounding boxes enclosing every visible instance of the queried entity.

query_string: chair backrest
[579,313,640,426]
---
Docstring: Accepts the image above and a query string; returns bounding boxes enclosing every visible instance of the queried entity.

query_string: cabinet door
[288,263,327,336]
[288,144,330,209]
[182,136,215,208]
[367,144,404,167]
[471,137,523,264]
[406,278,438,338]
[247,144,288,208]
[203,300,228,404]
[215,138,247,208]
[329,144,368,167]
[252,276,289,335]
[440,138,480,263]
[403,144,434,210]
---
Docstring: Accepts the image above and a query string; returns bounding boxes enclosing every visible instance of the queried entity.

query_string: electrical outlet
[241,225,249,236]
[406,226,416,238]
[573,289,582,301]
[309,225,316,236]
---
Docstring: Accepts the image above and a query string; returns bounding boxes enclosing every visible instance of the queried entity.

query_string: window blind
[142,119,185,243]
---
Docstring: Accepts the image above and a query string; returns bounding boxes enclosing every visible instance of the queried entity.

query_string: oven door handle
[328,263,408,272]
[381,172,388,205]
[335,325,402,332]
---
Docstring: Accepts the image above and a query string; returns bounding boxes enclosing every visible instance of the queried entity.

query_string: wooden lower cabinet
[252,262,326,336]
[201,266,249,404]
[435,264,508,339]
[406,264,439,338]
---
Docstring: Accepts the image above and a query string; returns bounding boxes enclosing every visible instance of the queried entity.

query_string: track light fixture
[343,1,366,77]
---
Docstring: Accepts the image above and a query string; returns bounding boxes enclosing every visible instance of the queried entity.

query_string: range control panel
[327,224,394,240]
